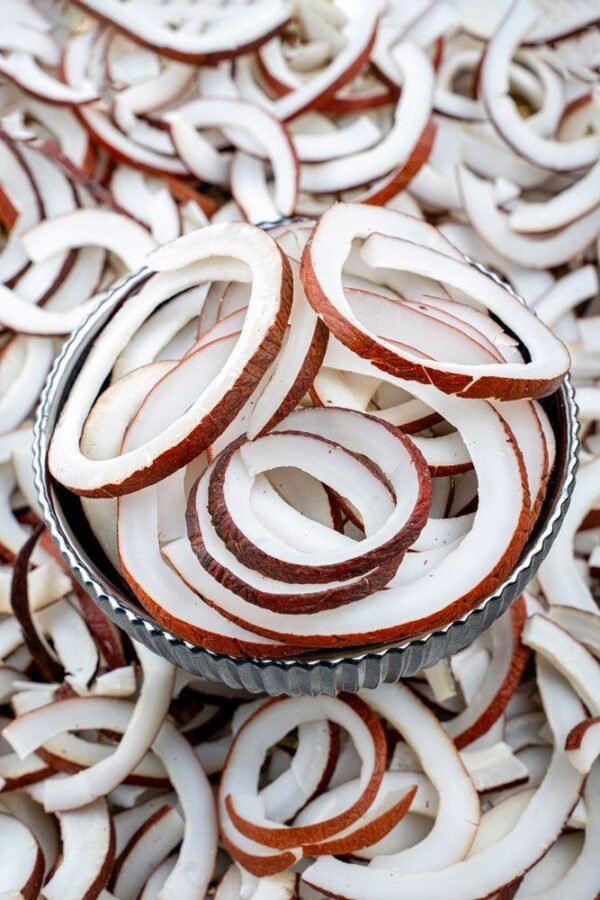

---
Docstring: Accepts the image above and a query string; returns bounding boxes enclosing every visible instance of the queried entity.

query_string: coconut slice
[0,52,98,106]
[112,806,184,900]
[301,203,569,399]
[201,409,430,582]
[48,223,292,496]
[260,720,338,823]
[43,798,114,900]
[522,615,600,716]
[445,598,529,748]
[565,717,600,774]
[457,166,600,269]
[72,0,290,62]
[538,458,600,613]
[0,811,43,898]
[22,208,156,271]
[42,643,175,811]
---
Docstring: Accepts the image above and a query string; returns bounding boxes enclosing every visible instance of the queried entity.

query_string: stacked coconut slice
[0,0,598,895]
[41,212,565,654]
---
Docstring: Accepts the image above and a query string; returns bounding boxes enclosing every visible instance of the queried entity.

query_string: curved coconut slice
[111,286,207,380]
[522,615,600,716]
[81,361,176,570]
[112,806,184,900]
[547,606,600,658]
[260,719,337,823]
[49,223,292,496]
[166,98,298,216]
[302,203,569,399]
[43,798,114,900]
[203,412,430,582]
[0,811,43,898]
[10,526,64,682]
[230,152,280,223]
[515,788,596,896]
[0,336,55,433]
[538,458,600,613]
[23,99,95,171]
[221,695,386,867]
[361,683,479,873]
[0,52,98,106]
[534,266,599,328]
[445,598,529,748]
[42,598,99,690]
[457,165,600,269]
[291,115,382,163]
[72,0,290,63]
[510,156,600,234]
[480,1,600,171]
[300,43,434,193]
[0,281,93,335]
[43,643,175,812]
[22,208,156,271]
[247,258,327,438]
[118,60,194,115]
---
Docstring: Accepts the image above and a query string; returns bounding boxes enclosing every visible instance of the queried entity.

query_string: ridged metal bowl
[33,260,579,696]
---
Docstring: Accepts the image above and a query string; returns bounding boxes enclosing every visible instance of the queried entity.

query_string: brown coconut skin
[205,421,432,585]
[300,226,568,402]
[69,246,293,498]
[21,844,44,900]
[223,695,387,851]
[565,716,600,751]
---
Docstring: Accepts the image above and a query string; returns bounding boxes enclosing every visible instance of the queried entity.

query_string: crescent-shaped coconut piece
[565,717,600,775]
[221,695,386,859]
[112,806,184,900]
[202,410,430,582]
[0,812,44,898]
[42,798,114,900]
[457,165,600,269]
[48,223,292,496]
[522,615,600,716]
[71,0,290,63]
[444,597,529,749]
[537,457,600,613]
[480,0,600,172]
[301,203,569,399]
